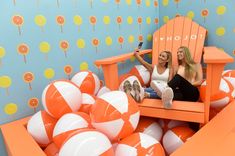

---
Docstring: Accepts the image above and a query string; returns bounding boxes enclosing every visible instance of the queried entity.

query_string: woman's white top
[151,65,169,83]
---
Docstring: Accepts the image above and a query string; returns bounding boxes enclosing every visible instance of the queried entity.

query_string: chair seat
[138,99,205,123]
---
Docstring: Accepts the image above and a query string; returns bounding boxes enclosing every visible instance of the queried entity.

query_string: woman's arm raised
[134,50,153,73]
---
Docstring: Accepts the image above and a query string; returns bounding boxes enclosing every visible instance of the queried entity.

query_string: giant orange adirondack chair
[95,16,234,125]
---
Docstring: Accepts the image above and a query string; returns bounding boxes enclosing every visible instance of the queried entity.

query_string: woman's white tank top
[151,65,169,83]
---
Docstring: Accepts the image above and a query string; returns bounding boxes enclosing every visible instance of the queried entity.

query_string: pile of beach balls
[27,70,197,156]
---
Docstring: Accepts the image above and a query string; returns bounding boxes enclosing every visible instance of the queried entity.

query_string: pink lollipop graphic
[59,40,69,58]
[28,97,39,113]
[17,43,29,63]
[201,9,209,23]
[12,15,24,35]
[92,38,100,53]
[136,0,142,8]
[116,16,122,30]
[56,15,65,33]
[118,36,124,49]
[138,35,143,42]
[137,16,142,32]
[64,65,73,79]
[89,16,97,32]
[154,0,158,7]
[23,72,34,90]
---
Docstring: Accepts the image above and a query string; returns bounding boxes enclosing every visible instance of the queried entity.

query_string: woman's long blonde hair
[178,46,196,79]
[162,51,172,68]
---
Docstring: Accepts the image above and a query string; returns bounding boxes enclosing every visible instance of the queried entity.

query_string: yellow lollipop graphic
[4,103,18,120]
[102,0,109,3]
[147,34,153,42]
[105,36,113,47]
[126,0,132,7]
[17,43,29,64]
[187,11,195,19]
[77,39,86,52]
[64,65,73,79]
[103,16,111,29]
[128,35,135,48]
[145,0,150,7]
[127,16,133,25]
[28,97,39,113]
[44,68,55,81]
[23,72,34,90]
[146,17,151,26]
[34,15,46,32]
[217,6,226,15]
[0,76,12,96]
[80,62,89,71]
[74,15,82,32]
[163,16,169,23]
[0,47,6,67]
[216,27,225,37]
[162,0,169,6]
[39,41,51,60]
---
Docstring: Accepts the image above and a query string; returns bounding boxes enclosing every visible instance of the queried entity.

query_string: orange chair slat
[159,24,167,53]
[165,19,175,52]
[152,31,160,66]
[194,27,207,63]
[188,22,199,60]
[181,17,192,48]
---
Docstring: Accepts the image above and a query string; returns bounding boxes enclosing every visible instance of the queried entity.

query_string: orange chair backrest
[152,16,207,66]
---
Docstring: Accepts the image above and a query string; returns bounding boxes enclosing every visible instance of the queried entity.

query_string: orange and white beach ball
[42,80,82,119]
[135,117,163,141]
[223,70,235,90]
[129,65,150,86]
[162,126,195,155]
[200,78,235,109]
[53,112,91,148]
[79,93,96,114]
[115,132,165,156]
[59,129,114,156]
[90,91,140,141]
[71,71,100,95]
[96,86,111,97]
[27,111,57,147]
[158,119,189,133]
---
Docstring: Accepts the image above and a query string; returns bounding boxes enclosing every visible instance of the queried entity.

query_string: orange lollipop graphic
[154,0,158,7]
[23,72,34,90]
[59,40,69,58]
[136,0,142,8]
[64,65,73,79]
[28,97,39,113]
[56,15,65,33]
[174,0,180,8]
[92,38,100,53]
[56,0,60,7]
[118,36,124,49]
[12,15,24,35]
[17,43,29,64]
[137,16,142,32]
[201,9,209,23]
[115,0,121,9]
[155,17,159,27]
[89,16,97,32]
[89,0,93,8]
[138,35,143,42]
[116,16,122,30]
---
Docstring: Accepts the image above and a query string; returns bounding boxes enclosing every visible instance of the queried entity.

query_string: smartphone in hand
[136,42,143,52]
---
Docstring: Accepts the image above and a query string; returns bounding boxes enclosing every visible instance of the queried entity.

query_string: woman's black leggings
[167,74,199,102]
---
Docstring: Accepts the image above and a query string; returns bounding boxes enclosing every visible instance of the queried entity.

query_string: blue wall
[0,1,158,155]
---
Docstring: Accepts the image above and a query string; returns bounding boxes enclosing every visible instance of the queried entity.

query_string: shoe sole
[162,87,173,109]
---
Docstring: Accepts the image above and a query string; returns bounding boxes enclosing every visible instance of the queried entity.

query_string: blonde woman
[153,46,203,108]
[134,50,173,101]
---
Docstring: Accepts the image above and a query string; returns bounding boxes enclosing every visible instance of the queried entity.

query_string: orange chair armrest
[203,47,234,64]
[94,49,152,67]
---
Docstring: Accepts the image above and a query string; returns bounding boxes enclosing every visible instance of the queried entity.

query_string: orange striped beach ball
[79,93,96,114]
[129,65,151,86]
[42,79,82,119]
[90,91,140,141]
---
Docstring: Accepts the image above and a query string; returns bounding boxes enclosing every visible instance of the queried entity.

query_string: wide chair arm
[203,46,234,123]
[94,49,152,90]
